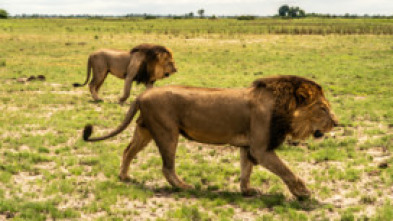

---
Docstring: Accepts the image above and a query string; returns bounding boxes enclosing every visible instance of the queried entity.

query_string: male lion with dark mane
[82,75,338,199]
[73,43,177,103]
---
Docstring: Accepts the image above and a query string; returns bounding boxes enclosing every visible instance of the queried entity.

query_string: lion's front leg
[240,147,261,196]
[250,148,311,199]
[119,76,133,104]
[119,52,145,104]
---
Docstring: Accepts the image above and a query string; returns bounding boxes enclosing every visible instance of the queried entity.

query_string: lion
[82,75,338,199]
[73,44,177,103]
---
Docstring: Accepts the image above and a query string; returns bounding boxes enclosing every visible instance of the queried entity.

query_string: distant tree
[288,7,300,17]
[197,9,205,18]
[0,9,8,19]
[299,9,306,17]
[278,5,289,17]
[237,15,256,20]
[279,5,305,18]
[144,14,156,19]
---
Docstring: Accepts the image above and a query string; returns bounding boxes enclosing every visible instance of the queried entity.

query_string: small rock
[5,211,14,219]
[16,78,26,83]
[368,170,380,176]
[378,162,388,169]
[27,75,36,81]
[37,75,46,81]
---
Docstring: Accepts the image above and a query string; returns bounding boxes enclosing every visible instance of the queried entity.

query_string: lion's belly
[109,67,128,79]
[177,93,251,146]
[180,109,250,147]
[229,134,250,147]
[181,129,249,147]
[107,55,130,79]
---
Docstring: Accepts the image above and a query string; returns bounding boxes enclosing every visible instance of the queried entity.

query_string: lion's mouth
[313,130,324,138]
[164,73,170,78]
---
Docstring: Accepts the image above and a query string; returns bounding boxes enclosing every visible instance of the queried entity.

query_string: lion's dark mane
[130,44,170,85]
[252,75,322,150]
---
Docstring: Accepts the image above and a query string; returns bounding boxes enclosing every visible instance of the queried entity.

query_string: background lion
[73,43,177,103]
[82,75,338,199]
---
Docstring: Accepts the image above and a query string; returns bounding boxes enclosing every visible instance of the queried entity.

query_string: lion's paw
[242,187,262,196]
[288,179,311,200]
[118,98,127,105]
[179,183,194,190]
[118,174,131,182]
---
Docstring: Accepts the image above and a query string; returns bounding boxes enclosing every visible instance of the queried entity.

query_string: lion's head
[131,44,177,85]
[253,75,338,149]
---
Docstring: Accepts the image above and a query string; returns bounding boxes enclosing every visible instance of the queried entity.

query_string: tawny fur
[83,75,338,199]
[73,43,177,103]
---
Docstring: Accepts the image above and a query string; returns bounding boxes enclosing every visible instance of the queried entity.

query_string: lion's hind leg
[152,128,193,190]
[89,67,108,102]
[119,125,152,181]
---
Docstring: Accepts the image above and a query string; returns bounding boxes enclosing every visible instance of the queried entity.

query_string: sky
[1,0,392,16]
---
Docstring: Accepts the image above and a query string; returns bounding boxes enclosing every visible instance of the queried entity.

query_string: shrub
[237,15,256,20]
[0,9,8,19]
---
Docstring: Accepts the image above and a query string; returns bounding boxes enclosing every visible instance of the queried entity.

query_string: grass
[0,17,392,220]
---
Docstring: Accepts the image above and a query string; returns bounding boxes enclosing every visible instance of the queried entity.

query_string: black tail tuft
[83,124,93,141]
[73,83,82,87]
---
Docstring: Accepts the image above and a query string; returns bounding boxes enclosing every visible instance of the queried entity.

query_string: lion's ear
[295,84,312,105]
[252,79,267,88]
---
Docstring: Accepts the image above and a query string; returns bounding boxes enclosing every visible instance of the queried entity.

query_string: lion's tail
[73,56,92,87]
[83,99,140,142]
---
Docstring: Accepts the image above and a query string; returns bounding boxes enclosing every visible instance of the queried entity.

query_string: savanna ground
[0,18,392,220]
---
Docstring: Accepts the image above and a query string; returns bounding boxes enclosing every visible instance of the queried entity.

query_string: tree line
[0,7,392,20]
[277,5,393,19]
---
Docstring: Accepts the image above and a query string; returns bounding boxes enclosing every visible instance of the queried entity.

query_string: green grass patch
[0,199,80,220]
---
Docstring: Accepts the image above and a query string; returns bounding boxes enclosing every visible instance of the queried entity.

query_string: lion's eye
[168,63,176,69]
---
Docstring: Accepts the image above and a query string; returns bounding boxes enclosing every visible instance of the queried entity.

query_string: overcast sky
[1,0,392,16]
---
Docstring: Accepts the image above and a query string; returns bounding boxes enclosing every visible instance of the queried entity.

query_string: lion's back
[90,49,130,60]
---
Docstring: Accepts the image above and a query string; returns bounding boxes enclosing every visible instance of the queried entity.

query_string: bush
[144,15,156,20]
[0,60,6,67]
[0,9,8,19]
[237,15,256,20]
